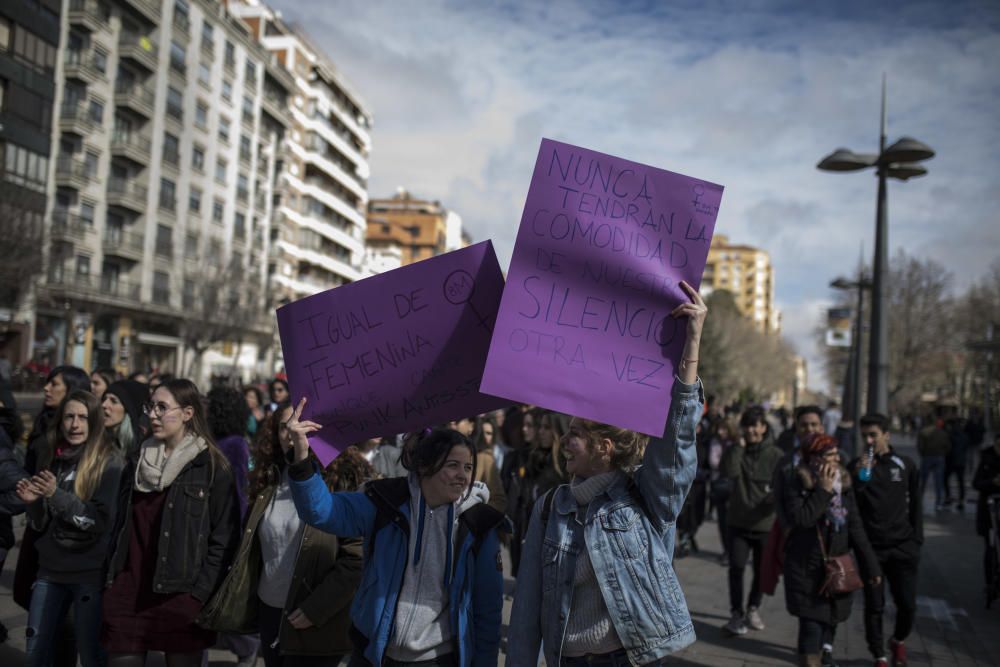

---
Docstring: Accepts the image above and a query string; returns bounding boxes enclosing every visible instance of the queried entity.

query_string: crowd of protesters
[0,279,996,667]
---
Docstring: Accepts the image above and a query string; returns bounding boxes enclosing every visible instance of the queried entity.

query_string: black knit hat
[105,380,148,436]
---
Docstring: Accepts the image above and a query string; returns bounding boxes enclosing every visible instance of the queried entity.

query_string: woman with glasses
[17,390,124,667]
[102,379,240,667]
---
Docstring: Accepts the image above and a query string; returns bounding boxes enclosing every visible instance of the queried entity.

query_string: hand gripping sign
[276,241,508,465]
[481,139,723,436]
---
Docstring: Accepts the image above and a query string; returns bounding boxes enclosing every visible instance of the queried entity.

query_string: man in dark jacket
[973,433,1000,589]
[917,418,950,511]
[0,401,28,644]
[851,413,922,667]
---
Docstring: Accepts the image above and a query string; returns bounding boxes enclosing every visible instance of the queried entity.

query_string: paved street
[1,436,997,666]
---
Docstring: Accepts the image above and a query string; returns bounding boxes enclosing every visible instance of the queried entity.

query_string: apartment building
[0,0,61,365]
[702,234,781,334]
[33,0,294,382]
[366,189,470,272]
[228,0,372,304]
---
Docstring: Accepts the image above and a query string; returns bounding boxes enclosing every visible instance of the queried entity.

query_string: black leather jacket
[107,447,240,601]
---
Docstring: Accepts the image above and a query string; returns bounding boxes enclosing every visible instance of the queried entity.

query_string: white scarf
[135,433,208,492]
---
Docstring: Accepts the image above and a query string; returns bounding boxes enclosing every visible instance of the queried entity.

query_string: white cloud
[273,0,1000,390]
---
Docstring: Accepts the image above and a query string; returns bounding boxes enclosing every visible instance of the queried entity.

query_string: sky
[271,0,1000,392]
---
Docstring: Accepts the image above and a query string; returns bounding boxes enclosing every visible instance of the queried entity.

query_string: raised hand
[671,280,708,383]
[285,397,323,463]
[33,470,58,498]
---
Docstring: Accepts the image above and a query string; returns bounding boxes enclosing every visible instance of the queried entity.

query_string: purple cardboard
[277,241,508,465]
[481,139,723,436]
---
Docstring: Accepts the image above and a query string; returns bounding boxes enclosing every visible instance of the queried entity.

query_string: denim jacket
[508,377,703,666]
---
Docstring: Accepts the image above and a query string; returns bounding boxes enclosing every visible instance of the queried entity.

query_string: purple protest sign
[481,139,723,436]
[276,241,508,465]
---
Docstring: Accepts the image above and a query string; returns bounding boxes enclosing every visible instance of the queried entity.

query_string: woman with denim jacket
[282,414,507,667]
[17,390,124,667]
[102,378,240,667]
[508,280,707,667]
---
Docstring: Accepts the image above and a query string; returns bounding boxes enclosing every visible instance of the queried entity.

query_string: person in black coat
[972,434,1000,584]
[0,395,28,644]
[782,434,881,667]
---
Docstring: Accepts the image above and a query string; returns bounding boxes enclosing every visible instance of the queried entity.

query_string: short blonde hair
[573,419,649,472]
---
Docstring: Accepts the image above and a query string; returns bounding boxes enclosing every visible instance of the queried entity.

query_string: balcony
[114,82,155,119]
[54,157,92,190]
[64,50,106,84]
[107,178,149,213]
[99,276,142,303]
[121,0,160,22]
[103,226,145,262]
[261,89,290,127]
[118,32,157,72]
[67,0,108,32]
[50,212,95,243]
[110,133,152,165]
[59,102,101,136]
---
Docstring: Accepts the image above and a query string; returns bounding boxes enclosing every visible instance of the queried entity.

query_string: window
[191,145,205,171]
[0,17,10,51]
[159,177,176,211]
[221,79,232,102]
[166,86,183,119]
[182,279,195,308]
[212,198,224,223]
[208,239,221,262]
[224,40,235,68]
[8,22,57,73]
[76,254,91,278]
[242,95,254,123]
[239,135,251,162]
[80,202,95,226]
[215,158,226,182]
[84,152,99,178]
[4,143,51,193]
[169,40,185,73]
[195,100,208,128]
[236,174,248,202]
[234,212,245,236]
[189,186,202,212]
[173,0,190,31]
[153,270,170,304]
[218,116,230,143]
[185,233,198,256]
[198,61,210,86]
[94,49,107,74]
[163,132,180,165]
[155,225,173,255]
[245,61,256,84]
[88,99,104,124]
[200,22,214,50]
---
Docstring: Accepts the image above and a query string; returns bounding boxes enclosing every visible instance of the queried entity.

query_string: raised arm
[634,280,706,531]
[286,397,377,537]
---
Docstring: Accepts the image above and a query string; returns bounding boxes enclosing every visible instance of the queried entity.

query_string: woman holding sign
[283,411,507,667]
[507,280,706,667]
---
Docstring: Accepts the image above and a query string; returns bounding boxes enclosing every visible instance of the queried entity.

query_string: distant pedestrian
[972,434,1000,587]
[916,418,950,511]
[267,379,289,415]
[208,386,252,519]
[850,414,922,667]
[943,418,970,510]
[470,415,507,513]
[782,434,881,667]
[708,415,740,565]
[721,406,783,636]
[244,385,266,436]
[90,367,117,400]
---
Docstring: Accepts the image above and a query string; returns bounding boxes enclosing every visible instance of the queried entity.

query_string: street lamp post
[831,275,872,430]
[817,76,935,416]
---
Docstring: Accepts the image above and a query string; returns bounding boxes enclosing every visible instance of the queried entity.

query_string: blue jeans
[25,579,105,667]
[920,455,946,507]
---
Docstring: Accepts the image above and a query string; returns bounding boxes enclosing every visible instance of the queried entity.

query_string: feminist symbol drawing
[443,269,492,332]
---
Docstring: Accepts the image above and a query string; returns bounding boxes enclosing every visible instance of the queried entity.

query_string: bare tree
[181,257,267,382]
[0,181,46,309]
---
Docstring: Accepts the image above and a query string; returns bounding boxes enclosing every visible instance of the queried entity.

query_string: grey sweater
[386,476,488,661]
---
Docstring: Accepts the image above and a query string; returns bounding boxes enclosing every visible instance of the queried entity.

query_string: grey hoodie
[386,476,489,661]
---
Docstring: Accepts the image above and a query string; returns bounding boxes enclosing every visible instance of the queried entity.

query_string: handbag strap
[816,525,829,560]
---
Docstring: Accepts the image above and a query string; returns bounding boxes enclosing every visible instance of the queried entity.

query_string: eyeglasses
[143,402,181,418]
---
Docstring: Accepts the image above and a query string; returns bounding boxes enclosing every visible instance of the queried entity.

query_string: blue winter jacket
[507,377,704,666]
[289,466,505,667]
